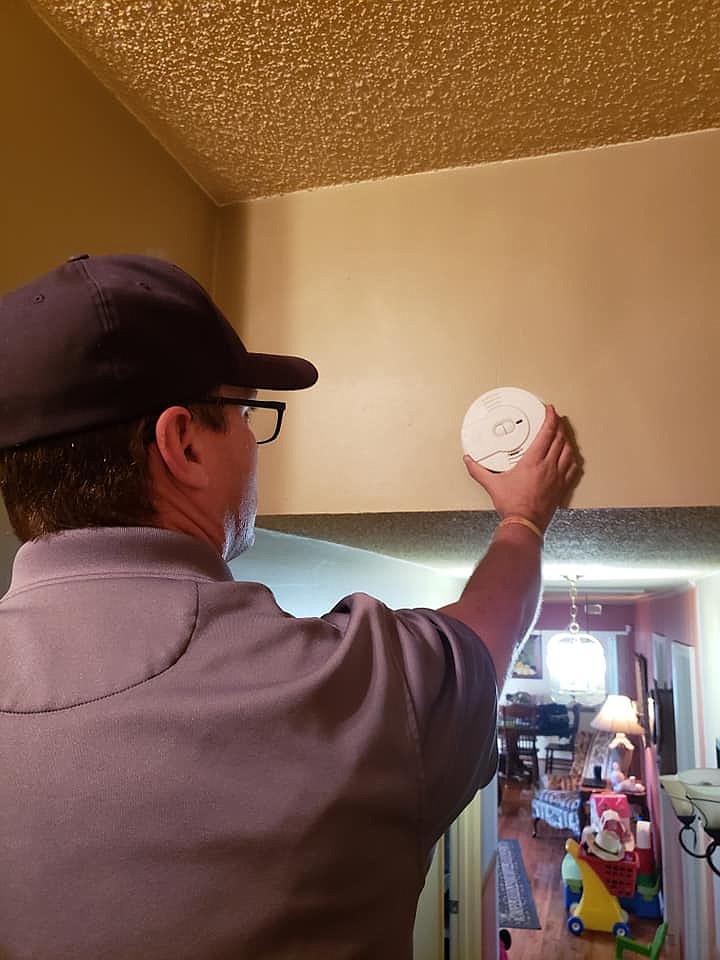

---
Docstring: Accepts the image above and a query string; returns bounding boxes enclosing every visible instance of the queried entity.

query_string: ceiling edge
[26,0,222,207]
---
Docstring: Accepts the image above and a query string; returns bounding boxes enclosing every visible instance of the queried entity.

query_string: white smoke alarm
[461,387,545,472]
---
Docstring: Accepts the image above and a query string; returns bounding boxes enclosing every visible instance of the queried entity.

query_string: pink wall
[633,586,705,951]
[634,588,699,657]
[536,600,635,633]
[634,587,701,808]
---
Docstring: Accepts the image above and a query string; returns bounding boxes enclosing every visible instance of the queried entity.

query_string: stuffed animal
[610,761,624,788]
[599,809,626,843]
[615,775,645,794]
[609,760,645,793]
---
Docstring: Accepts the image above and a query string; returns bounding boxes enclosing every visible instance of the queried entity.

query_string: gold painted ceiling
[29,0,720,204]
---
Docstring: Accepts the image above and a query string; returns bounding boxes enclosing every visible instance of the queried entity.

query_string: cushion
[542,730,614,789]
[531,730,615,836]
[531,789,583,834]
[542,729,594,790]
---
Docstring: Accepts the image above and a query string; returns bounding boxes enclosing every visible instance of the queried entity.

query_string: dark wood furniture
[544,703,581,774]
[498,704,540,786]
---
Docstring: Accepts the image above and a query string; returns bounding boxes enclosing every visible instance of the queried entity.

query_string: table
[578,783,610,832]
[580,788,649,832]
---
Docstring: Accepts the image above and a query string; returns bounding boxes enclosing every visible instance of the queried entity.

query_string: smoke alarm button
[494,420,512,436]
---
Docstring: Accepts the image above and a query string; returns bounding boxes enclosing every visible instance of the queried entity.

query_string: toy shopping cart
[565,838,639,937]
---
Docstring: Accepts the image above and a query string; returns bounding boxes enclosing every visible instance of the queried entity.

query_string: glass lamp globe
[546,627,607,706]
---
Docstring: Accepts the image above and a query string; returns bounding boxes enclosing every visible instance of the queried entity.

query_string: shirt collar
[6,526,233,595]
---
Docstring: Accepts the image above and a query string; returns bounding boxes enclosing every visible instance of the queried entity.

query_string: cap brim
[241,352,318,391]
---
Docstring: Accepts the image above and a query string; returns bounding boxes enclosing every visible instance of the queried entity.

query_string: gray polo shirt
[0,527,498,960]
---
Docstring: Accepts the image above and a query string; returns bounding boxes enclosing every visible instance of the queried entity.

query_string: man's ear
[151,406,211,489]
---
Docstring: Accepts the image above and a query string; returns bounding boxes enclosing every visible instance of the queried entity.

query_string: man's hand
[462,405,581,531]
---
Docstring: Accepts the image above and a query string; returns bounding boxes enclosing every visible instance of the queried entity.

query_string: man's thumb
[463,455,499,493]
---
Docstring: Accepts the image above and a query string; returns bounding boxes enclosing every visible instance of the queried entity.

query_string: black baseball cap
[0,254,318,448]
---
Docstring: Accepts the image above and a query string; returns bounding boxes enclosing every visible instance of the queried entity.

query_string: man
[0,254,579,959]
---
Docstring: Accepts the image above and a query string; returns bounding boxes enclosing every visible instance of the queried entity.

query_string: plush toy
[609,761,624,789]
[615,775,645,794]
[599,809,626,843]
[609,760,644,793]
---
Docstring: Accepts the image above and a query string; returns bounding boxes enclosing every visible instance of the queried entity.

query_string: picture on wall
[511,632,543,680]
[652,632,670,689]
[634,653,651,738]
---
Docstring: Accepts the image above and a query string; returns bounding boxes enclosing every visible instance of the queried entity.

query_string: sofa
[531,730,614,837]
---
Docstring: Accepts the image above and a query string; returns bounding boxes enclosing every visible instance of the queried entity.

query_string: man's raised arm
[439,405,581,689]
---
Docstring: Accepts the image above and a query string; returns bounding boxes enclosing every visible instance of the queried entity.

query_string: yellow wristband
[497,515,545,544]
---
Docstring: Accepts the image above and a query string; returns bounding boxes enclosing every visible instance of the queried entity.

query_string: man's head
[0,254,317,557]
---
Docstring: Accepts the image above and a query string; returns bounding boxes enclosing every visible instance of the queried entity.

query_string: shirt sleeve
[323,594,498,851]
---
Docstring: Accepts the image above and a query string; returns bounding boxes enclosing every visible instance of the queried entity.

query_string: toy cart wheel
[613,922,630,938]
[567,916,584,936]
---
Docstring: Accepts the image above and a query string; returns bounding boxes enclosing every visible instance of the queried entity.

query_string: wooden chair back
[498,703,540,784]
[500,703,537,726]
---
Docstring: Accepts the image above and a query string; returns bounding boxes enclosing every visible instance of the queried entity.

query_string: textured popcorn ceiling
[258,507,720,595]
[29,0,720,203]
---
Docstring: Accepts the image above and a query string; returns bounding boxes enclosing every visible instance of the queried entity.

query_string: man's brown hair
[0,404,226,542]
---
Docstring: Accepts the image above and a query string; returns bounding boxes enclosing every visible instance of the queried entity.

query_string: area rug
[497,838,541,930]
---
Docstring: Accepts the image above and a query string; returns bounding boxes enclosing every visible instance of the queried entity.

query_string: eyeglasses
[141,397,287,446]
[207,396,286,445]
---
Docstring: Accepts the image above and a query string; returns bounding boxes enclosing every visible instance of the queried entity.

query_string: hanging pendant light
[546,576,607,706]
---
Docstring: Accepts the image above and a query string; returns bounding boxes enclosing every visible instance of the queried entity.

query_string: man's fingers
[463,454,492,481]
[561,454,583,499]
[546,423,569,464]
[463,455,501,495]
[559,460,583,506]
[566,458,583,485]
[525,405,559,461]
[557,437,577,472]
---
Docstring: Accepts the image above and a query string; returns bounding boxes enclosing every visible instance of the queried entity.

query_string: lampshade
[591,695,644,751]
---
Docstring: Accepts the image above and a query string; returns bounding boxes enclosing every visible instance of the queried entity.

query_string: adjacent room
[245,511,720,959]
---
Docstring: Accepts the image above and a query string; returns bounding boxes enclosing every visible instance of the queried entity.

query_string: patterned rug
[497,838,541,930]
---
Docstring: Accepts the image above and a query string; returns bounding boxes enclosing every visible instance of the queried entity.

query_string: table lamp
[590,695,645,752]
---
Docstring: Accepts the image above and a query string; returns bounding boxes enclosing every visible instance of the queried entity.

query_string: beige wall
[1,1,217,293]
[216,129,720,515]
[0,1,218,583]
[4,0,720,518]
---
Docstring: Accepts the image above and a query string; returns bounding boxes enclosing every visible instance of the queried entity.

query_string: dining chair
[499,703,540,786]
[545,703,581,775]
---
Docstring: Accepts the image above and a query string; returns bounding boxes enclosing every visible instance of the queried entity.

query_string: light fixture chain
[565,575,581,634]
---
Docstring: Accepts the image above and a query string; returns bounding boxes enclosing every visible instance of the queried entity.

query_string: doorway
[238,510,720,958]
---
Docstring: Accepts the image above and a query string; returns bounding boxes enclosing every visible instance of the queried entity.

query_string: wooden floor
[498,782,679,960]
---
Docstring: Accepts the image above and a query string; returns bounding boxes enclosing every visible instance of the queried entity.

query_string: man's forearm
[439,523,543,691]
